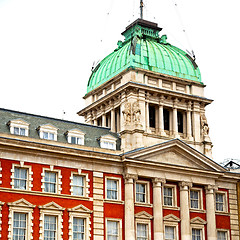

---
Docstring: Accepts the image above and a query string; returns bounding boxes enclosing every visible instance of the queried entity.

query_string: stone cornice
[79,81,212,116]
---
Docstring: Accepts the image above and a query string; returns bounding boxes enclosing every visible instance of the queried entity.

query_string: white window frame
[135,211,153,240]
[135,181,150,204]
[8,199,35,240]
[7,119,29,137]
[100,135,117,150]
[190,217,206,240]
[189,188,203,210]
[215,191,228,213]
[38,124,58,141]
[163,214,180,240]
[39,202,65,240]
[41,166,62,194]
[163,184,177,207]
[106,218,122,240]
[105,176,122,201]
[0,201,5,239]
[66,129,85,145]
[10,162,33,191]
[217,229,230,240]
[68,204,92,240]
[70,171,90,197]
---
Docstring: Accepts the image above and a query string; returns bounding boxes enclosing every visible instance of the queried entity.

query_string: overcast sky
[0,0,240,163]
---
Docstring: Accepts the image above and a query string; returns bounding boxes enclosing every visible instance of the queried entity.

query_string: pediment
[100,134,117,141]
[66,129,85,136]
[190,217,207,225]
[135,211,153,219]
[163,214,180,222]
[125,139,225,172]
[38,124,58,131]
[8,198,35,208]
[39,201,64,211]
[8,119,29,126]
[68,204,92,213]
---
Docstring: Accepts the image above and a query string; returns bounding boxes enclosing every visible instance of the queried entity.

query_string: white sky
[0,0,240,163]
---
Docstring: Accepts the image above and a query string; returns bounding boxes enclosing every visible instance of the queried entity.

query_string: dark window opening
[149,105,156,128]
[177,111,184,133]
[163,109,170,131]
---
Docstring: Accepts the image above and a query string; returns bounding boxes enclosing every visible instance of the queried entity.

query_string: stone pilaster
[152,178,166,240]
[93,172,104,240]
[205,185,217,240]
[124,174,137,240]
[179,181,192,240]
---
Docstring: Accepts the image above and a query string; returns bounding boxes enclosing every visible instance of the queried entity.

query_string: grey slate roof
[0,108,121,150]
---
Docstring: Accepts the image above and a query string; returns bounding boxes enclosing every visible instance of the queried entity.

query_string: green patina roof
[87,19,202,93]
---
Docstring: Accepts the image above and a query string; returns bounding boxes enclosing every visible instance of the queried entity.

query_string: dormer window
[100,135,117,150]
[37,124,58,141]
[66,129,85,145]
[7,119,29,136]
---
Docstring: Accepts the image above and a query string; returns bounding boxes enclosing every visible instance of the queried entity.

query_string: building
[0,18,240,240]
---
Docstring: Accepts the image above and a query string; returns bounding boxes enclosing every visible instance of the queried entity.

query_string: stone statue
[122,102,131,125]
[200,113,209,136]
[132,101,141,124]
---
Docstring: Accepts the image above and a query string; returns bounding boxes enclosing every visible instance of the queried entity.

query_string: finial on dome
[140,0,144,19]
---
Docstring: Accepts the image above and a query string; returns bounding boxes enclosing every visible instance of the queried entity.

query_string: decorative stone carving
[122,102,132,125]
[132,101,141,125]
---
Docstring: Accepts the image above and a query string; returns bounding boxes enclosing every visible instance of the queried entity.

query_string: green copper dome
[87,19,202,93]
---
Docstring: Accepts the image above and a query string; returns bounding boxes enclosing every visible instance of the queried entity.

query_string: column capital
[205,184,218,194]
[124,173,138,184]
[179,181,192,191]
[152,178,166,187]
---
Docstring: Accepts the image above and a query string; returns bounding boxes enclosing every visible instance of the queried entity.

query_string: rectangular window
[137,223,148,240]
[73,217,84,240]
[43,132,54,140]
[44,171,57,193]
[177,111,184,133]
[217,231,227,240]
[44,215,57,240]
[164,187,173,206]
[165,226,175,240]
[72,175,84,196]
[136,183,146,203]
[107,179,118,200]
[216,193,224,211]
[192,228,201,240]
[14,167,28,190]
[71,136,83,145]
[149,105,156,128]
[14,127,26,136]
[13,212,27,240]
[102,141,115,150]
[163,108,170,131]
[107,220,119,240]
[190,190,199,209]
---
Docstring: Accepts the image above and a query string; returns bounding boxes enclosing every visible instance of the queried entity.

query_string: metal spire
[140,0,143,19]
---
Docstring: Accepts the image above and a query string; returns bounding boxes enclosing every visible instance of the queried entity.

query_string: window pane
[20,128,26,136]
[190,190,199,209]
[216,193,224,211]
[137,223,147,240]
[165,226,175,240]
[217,231,226,240]
[192,229,201,240]
[14,127,19,135]
[73,218,84,240]
[107,221,119,240]
[14,167,27,190]
[44,215,56,240]
[72,175,84,196]
[164,187,173,206]
[13,212,27,240]
[45,172,57,193]
[107,179,118,200]
[136,183,146,203]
